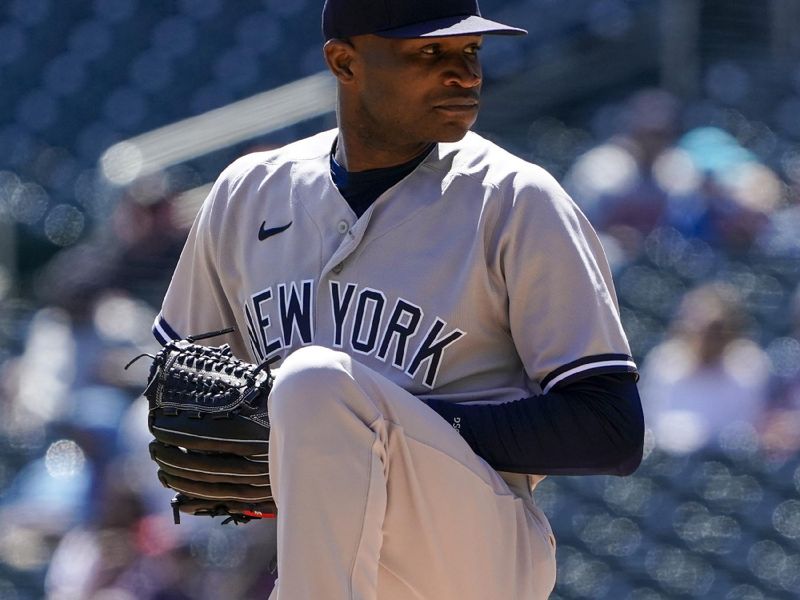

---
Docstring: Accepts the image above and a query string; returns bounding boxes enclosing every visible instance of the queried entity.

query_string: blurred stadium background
[1,0,799,598]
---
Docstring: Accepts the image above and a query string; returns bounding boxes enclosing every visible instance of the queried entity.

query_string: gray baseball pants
[267,345,557,599]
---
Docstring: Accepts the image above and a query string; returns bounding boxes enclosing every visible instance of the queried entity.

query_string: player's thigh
[271,347,555,598]
[343,358,556,599]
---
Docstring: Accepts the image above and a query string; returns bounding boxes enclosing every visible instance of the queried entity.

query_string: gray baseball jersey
[154,129,636,405]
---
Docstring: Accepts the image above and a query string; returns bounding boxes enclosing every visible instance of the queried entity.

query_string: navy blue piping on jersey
[540,353,638,393]
[152,314,180,346]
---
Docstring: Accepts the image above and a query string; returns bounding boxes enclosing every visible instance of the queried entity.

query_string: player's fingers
[174,495,277,519]
[149,442,269,485]
[157,471,273,503]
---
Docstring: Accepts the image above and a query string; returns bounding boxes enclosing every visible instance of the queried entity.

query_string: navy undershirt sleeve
[422,372,644,476]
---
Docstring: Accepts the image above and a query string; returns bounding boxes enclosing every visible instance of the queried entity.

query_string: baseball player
[151,0,644,598]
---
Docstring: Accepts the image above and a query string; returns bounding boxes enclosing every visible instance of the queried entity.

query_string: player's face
[349,34,483,146]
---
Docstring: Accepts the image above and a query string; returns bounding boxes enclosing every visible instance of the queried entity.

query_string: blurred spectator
[755,175,800,258]
[665,127,780,253]
[640,282,771,454]
[565,88,680,257]
[45,478,156,599]
[777,284,800,409]
[566,92,782,261]
[45,472,277,600]
[106,180,190,305]
[761,283,800,455]
[0,240,161,564]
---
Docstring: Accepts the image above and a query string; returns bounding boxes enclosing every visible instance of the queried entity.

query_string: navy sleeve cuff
[541,353,638,393]
[152,314,180,346]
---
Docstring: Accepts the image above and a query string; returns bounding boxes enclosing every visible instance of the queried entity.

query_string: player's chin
[429,118,477,143]
[434,127,473,143]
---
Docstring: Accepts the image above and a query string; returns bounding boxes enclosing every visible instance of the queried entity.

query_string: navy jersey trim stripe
[541,353,638,393]
[152,314,180,346]
[152,327,168,346]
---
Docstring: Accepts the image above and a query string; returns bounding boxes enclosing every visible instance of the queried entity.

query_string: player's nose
[443,55,482,88]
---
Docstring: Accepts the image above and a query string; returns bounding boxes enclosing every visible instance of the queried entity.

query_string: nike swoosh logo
[258,221,292,241]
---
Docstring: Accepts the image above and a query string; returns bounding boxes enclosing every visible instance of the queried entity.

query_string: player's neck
[335,130,433,173]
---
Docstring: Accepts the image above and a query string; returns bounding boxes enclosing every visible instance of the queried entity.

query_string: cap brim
[376,15,527,38]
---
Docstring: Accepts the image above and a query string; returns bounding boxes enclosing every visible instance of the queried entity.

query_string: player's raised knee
[278,345,350,377]
[269,345,353,422]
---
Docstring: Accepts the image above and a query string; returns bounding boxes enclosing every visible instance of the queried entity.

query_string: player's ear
[324,38,357,83]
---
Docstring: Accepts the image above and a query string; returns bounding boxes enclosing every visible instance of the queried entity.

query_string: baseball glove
[128,328,277,524]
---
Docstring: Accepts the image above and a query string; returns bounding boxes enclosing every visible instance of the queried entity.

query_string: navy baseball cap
[322,0,527,40]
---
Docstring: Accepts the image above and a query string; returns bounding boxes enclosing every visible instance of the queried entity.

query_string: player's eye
[420,44,441,55]
[464,44,482,56]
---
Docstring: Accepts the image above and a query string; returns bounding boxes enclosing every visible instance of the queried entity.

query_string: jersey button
[337,220,349,234]
[332,262,344,274]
